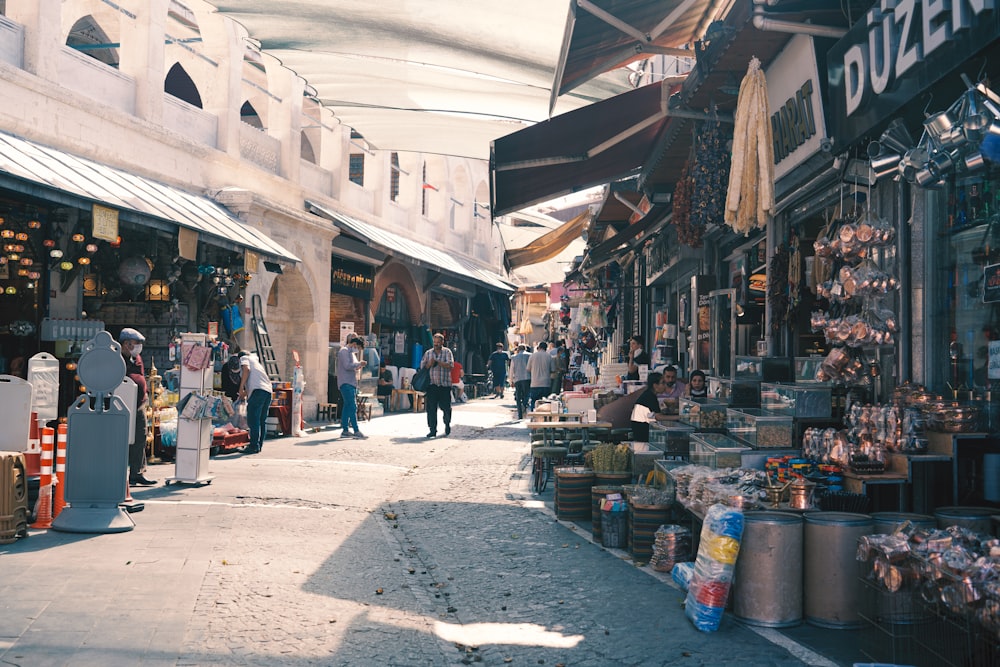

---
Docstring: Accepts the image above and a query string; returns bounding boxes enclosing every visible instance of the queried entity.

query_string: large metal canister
[732,511,803,627]
[934,506,996,535]
[804,511,873,628]
[870,512,936,534]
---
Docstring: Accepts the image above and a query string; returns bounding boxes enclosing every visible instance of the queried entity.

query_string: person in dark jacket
[630,372,668,442]
[626,334,651,381]
[119,327,156,486]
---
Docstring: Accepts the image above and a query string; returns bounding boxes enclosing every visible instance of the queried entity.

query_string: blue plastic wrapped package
[671,561,694,590]
[704,503,745,540]
[685,599,725,632]
[159,419,178,448]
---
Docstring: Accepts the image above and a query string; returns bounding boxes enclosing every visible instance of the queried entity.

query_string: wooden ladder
[251,293,281,382]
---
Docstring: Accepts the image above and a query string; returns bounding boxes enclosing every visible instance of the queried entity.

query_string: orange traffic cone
[30,426,54,529]
[25,412,41,477]
[53,425,67,518]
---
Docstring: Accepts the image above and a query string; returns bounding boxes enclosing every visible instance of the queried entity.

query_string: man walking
[337,335,367,438]
[421,332,454,437]
[509,344,531,419]
[487,342,509,399]
[526,341,553,411]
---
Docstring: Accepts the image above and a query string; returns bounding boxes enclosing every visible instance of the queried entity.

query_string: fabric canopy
[506,210,590,269]
[209,1,633,160]
[552,0,724,106]
[491,80,674,216]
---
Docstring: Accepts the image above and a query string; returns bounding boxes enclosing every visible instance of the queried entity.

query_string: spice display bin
[708,376,761,407]
[689,432,751,468]
[760,382,833,418]
[734,356,793,381]
[794,357,825,383]
[726,408,794,448]
[649,423,695,456]
[678,397,728,430]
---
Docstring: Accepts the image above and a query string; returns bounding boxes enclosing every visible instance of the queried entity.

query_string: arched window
[165,63,203,108]
[241,101,263,129]
[66,15,119,68]
[301,134,316,164]
[375,283,410,327]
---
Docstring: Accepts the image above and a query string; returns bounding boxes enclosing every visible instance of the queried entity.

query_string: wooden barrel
[554,467,594,520]
[628,503,671,562]
[590,485,624,543]
[594,471,631,487]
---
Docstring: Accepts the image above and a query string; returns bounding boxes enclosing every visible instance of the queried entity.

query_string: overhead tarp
[583,203,668,269]
[208,1,633,160]
[491,80,672,216]
[506,210,589,269]
[0,130,299,263]
[552,0,722,106]
[307,201,514,294]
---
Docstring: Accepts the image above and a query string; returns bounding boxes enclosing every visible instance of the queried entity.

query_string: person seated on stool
[376,361,394,410]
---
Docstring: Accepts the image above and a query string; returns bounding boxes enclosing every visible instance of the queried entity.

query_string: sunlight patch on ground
[434,621,584,648]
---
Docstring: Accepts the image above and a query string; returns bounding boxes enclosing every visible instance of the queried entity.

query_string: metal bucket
[554,467,594,520]
[870,512,936,535]
[732,511,803,628]
[934,506,997,535]
[590,485,623,543]
[804,511,873,628]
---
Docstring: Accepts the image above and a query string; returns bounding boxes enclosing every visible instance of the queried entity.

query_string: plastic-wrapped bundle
[672,561,695,590]
[650,524,692,573]
[685,504,745,632]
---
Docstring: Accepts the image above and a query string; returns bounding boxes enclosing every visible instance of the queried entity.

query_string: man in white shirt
[238,351,274,454]
[526,341,554,411]
[509,344,531,419]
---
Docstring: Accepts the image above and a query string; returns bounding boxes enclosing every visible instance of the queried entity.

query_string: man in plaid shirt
[420,332,454,438]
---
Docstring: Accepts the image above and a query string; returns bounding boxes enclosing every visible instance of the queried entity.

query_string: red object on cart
[212,429,250,454]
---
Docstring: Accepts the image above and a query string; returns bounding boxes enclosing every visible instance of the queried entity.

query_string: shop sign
[766,35,827,181]
[983,261,1000,303]
[339,321,355,346]
[828,0,998,150]
[331,259,373,298]
[91,204,119,242]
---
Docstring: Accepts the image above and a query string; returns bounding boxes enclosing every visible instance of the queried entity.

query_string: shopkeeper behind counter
[630,372,673,442]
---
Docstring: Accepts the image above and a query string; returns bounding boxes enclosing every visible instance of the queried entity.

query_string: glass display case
[794,356,825,383]
[734,356,793,381]
[678,397,728,430]
[760,382,833,418]
[629,442,665,483]
[649,423,695,457]
[689,432,751,468]
[707,376,760,407]
[726,408,794,448]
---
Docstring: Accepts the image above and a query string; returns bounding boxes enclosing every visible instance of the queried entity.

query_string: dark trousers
[425,384,452,433]
[129,403,147,479]
[528,386,549,411]
[514,380,531,418]
[247,389,272,450]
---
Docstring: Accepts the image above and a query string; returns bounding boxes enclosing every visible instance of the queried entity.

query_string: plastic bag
[232,398,249,430]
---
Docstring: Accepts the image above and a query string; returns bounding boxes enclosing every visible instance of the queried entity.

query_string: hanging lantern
[78,256,91,265]
[59,261,74,271]
[27,271,40,280]
[146,278,170,302]
[110,236,122,247]
[85,243,98,254]
[4,286,16,295]
[71,233,85,242]
[14,232,28,242]
[19,258,32,266]
[1,230,14,238]
[27,220,41,229]
[43,239,55,248]
[49,249,63,259]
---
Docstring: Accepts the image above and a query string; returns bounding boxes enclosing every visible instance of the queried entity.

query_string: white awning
[0,130,299,263]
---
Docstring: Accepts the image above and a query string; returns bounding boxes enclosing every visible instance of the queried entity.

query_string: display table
[526,411,585,422]
[391,388,424,412]
[527,420,612,448]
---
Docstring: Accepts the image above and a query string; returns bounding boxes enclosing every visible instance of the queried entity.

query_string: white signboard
[989,340,1000,380]
[394,332,406,354]
[765,34,827,182]
[27,352,60,423]
[339,321,355,347]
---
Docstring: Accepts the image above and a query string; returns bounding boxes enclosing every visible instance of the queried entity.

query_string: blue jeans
[528,386,548,411]
[247,389,272,450]
[340,383,359,432]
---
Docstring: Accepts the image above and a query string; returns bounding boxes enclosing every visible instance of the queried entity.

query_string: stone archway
[372,261,422,325]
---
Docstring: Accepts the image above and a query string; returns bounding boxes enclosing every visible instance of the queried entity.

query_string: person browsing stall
[420,333,454,438]
[238,350,273,454]
[119,328,156,486]
[337,336,367,439]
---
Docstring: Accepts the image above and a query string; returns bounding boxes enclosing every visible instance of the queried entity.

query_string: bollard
[53,425,67,518]
[30,426,54,529]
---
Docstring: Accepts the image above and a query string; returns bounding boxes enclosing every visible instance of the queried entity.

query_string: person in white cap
[119,327,156,486]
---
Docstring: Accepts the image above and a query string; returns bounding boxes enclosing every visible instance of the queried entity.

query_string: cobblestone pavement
[1,398,849,666]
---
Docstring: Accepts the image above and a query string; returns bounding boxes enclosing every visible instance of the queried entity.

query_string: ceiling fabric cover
[491,80,671,216]
[209,1,633,160]
[553,0,722,103]
[506,210,590,269]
